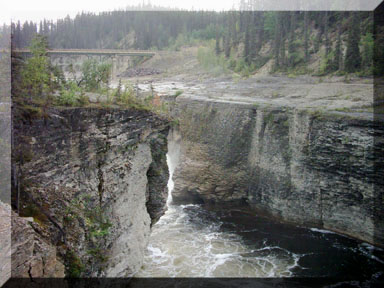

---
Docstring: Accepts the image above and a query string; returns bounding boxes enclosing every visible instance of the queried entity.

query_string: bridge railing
[12,49,156,57]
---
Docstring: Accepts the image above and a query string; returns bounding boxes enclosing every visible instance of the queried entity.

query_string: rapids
[136,152,384,279]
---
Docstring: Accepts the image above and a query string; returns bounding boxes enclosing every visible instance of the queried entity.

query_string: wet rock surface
[12,108,169,277]
[168,96,384,247]
[119,67,162,78]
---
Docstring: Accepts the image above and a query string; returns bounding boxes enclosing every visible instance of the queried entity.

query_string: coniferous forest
[11,10,374,76]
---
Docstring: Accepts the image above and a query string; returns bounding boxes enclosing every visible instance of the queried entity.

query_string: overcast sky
[2,0,381,25]
[2,0,236,25]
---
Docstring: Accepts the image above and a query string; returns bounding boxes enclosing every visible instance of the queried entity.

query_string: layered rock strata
[12,108,169,277]
[170,98,384,247]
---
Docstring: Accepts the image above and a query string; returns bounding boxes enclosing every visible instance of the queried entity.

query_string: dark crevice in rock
[145,128,170,226]
[319,188,324,226]
[258,115,267,156]
[97,162,104,207]
[27,264,34,282]
[41,256,45,276]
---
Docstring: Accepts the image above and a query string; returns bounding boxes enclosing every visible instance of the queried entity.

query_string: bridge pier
[111,56,117,81]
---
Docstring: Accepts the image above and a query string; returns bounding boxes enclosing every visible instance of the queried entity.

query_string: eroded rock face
[0,201,11,285]
[170,99,384,247]
[12,108,169,277]
[11,211,65,278]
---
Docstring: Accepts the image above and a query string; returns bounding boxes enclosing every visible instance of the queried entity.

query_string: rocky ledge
[12,107,169,278]
[169,96,384,247]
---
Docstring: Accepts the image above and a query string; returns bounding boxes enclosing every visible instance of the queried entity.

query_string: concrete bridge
[12,48,156,57]
[12,49,157,79]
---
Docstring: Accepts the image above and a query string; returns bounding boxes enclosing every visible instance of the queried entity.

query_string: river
[135,154,384,281]
[128,82,383,282]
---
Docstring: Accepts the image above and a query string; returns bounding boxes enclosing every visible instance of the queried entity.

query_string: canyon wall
[170,98,384,247]
[12,107,169,278]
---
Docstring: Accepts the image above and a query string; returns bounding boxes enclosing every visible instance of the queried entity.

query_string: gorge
[7,75,384,284]
[4,6,384,287]
[169,94,384,247]
[134,78,384,280]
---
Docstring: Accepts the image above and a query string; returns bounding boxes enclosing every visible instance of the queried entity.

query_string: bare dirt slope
[116,47,375,119]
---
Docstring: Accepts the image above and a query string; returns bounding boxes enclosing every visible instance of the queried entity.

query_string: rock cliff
[11,210,65,278]
[12,107,169,277]
[0,201,11,285]
[170,98,384,247]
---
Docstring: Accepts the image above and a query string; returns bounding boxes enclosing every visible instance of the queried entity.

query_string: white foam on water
[135,150,303,277]
[358,244,384,264]
[165,154,174,206]
[360,242,384,252]
[136,166,302,278]
[310,228,337,234]
[138,206,305,277]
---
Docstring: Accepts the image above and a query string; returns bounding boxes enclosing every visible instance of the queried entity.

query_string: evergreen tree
[333,26,342,71]
[324,11,330,56]
[304,12,309,63]
[243,15,251,64]
[15,21,21,48]
[345,13,362,72]
[255,11,264,55]
[314,13,323,53]
[288,12,296,67]
[248,12,259,64]
[223,34,230,58]
[361,32,373,70]
[20,35,51,100]
[273,13,282,69]
[279,13,287,68]
[230,11,239,47]
[215,27,220,56]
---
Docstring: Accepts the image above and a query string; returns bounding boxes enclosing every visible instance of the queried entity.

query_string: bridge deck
[12,49,156,56]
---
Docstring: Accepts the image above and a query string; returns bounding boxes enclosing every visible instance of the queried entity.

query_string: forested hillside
[11,9,374,76]
[11,11,221,50]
